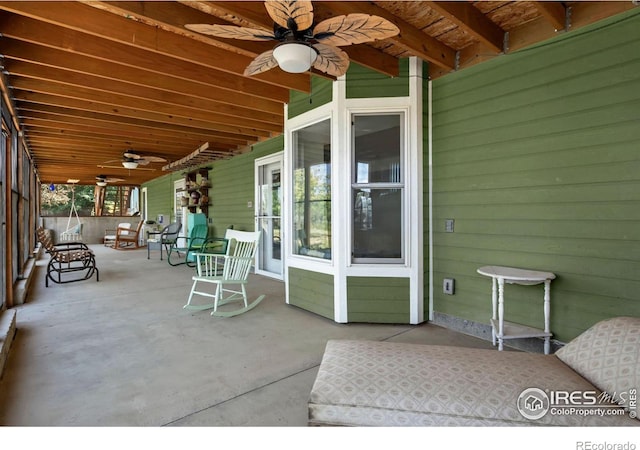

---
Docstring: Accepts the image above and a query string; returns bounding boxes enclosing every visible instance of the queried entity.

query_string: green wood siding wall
[143,136,283,238]
[347,277,410,323]
[346,59,409,98]
[207,137,283,236]
[144,172,184,225]
[430,9,640,342]
[288,267,334,319]
[288,76,333,119]
[288,59,410,119]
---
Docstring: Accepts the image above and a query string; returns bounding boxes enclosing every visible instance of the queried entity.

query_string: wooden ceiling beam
[532,2,567,32]
[25,130,204,152]
[0,25,285,115]
[317,1,456,70]
[8,73,282,127]
[20,107,253,148]
[22,125,205,150]
[426,1,504,53]
[18,112,247,147]
[0,13,288,105]
[92,1,264,58]
[13,88,280,136]
[20,117,215,145]
[0,56,280,118]
[16,103,259,144]
[0,0,311,93]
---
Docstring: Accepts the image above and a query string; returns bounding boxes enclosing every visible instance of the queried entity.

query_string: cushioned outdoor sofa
[308,316,639,426]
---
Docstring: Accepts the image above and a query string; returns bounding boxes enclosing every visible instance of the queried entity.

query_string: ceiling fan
[95,175,125,187]
[99,150,168,170]
[185,0,400,77]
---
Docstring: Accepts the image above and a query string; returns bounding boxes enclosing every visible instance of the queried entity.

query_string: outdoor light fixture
[122,160,138,169]
[272,42,318,73]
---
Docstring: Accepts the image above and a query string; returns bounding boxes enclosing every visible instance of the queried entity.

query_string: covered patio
[0,244,495,426]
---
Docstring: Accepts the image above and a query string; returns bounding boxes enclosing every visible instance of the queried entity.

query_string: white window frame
[285,103,334,268]
[350,111,407,264]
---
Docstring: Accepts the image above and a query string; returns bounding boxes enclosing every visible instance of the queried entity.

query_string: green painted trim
[288,267,334,319]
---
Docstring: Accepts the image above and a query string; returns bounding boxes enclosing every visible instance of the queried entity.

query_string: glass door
[256,153,283,279]
[174,179,187,240]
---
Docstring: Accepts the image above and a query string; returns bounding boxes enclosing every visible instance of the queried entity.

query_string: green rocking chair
[167,224,209,266]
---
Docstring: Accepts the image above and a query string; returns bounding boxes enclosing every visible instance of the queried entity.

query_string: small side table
[147,230,165,260]
[477,265,556,354]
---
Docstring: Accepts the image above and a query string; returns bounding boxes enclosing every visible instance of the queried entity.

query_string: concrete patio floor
[0,243,499,427]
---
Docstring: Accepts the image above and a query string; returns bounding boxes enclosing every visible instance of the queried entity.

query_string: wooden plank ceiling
[0,1,634,186]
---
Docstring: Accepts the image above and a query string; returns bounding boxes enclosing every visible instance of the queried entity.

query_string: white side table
[477,266,556,354]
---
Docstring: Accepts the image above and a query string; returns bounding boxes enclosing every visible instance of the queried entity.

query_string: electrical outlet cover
[443,278,455,295]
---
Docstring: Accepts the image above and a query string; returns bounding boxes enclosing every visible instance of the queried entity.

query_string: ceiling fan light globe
[96,181,107,187]
[273,43,317,73]
[122,161,139,169]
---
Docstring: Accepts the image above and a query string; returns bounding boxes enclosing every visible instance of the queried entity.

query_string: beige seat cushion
[556,316,640,418]
[309,339,638,426]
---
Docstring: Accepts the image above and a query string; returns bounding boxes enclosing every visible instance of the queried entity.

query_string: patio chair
[113,220,144,249]
[184,229,264,317]
[167,224,209,266]
[104,222,131,247]
[147,221,182,260]
[36,226,99,287]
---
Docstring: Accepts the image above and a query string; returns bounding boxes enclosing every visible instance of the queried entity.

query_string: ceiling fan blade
[244,50,279,76]
[311,43,350,77]
[123,151,141,159]
[140,155,167,163]
[264,0,313,32]
[97,165,156,171]
[185,24,276,41]
[313,14,400,46]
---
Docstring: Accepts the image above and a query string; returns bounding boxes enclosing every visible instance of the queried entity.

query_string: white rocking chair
[184,229,265,317]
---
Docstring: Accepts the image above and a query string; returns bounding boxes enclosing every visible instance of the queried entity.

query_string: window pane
[354,114,401,183]
[352,113,404,263]
[293,119,331,259]
[353,188,402,259]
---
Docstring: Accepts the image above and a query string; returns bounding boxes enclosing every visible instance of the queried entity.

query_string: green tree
[40,184,95,216]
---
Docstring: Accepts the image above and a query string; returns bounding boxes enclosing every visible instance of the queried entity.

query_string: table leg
[543,280,551,355]
[497,277,504,351]
[491,277,497,347]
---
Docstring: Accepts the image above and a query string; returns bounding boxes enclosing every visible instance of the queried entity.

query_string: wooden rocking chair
[114,220,144,249]
[183,229,264,317]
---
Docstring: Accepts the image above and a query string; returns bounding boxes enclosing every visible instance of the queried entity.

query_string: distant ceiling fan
[95,175,125,187]
[99,150,168,170]
[185,0,400,77]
